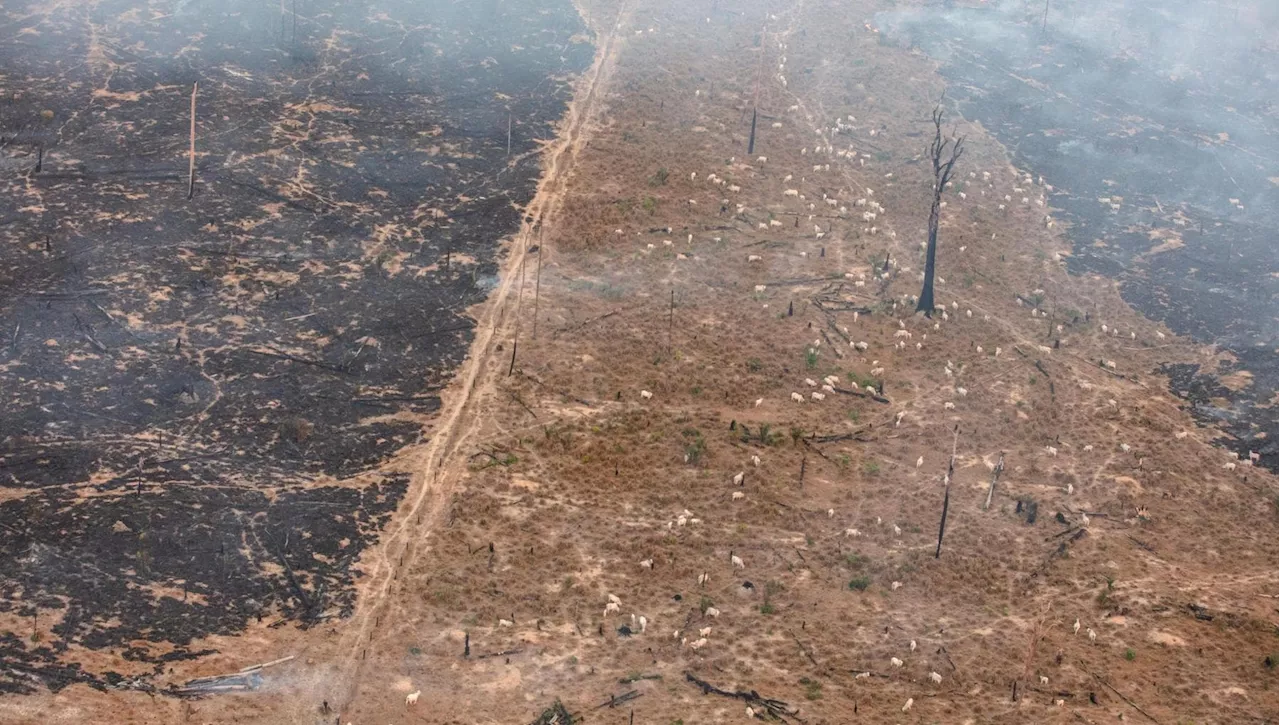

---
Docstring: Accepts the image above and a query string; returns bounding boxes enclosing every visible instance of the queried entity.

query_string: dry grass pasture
[1,0,1275,723]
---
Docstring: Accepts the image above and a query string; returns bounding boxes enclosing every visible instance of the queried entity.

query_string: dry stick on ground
[830,387,891,405]
[789,630,820,668]
[592,690,641,709]
[618,673,662,684]
[187,82,197,199]
[935,424,960,558]
[800,438,833,462]
[1086,666,1166,725]
[917,94,964,316]
[983,451,1006,510]
[684,673,800,723]
[506,388,537,418]
[247,346,347,374]
[475,648,523,660]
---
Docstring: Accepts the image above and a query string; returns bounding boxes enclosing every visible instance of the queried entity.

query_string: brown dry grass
[1,0,1275,723]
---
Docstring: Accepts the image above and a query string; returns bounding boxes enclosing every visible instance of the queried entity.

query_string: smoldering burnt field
[880,0,1280,468]
[0,0,589,693]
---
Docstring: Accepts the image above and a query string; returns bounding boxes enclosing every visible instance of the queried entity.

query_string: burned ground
[880,0,1279,468]
[0,0,589,692]
[0,0,1274,721]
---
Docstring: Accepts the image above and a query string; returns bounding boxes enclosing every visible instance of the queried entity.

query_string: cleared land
[1,0,1276,723]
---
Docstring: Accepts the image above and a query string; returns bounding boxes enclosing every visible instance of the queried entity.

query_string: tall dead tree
[916,97,964,317]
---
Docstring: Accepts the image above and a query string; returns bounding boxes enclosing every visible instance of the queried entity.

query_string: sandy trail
[317,0,630,712]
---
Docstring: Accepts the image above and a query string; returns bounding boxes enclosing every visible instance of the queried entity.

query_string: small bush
[1125,648,1136,661]
[699,596,714,615]
[760,603,776,615]
[746,357,763,372]
[648,167,669,186]
[863,461,880,475]
[805,347,819,369]
[685,440,705,466]
[799,677,823,700]
[848,576,872,591]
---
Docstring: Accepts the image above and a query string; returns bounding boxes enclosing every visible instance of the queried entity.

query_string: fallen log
[685,672,801,723]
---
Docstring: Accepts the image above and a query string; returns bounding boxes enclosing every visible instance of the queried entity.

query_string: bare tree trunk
[919,197,941,313]
[917,97,963,317]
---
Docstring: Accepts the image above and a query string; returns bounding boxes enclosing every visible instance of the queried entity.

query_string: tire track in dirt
[318,0,630,711]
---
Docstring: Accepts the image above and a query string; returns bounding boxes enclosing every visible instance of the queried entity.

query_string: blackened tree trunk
[919,194,942,315]
[917,97,964,318]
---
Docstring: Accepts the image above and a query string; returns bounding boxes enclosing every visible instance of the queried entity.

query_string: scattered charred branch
[269,543,315,620]
[27,289,110,300]
[1027,528,1088,583]
[790,631,820,667]
[618,673,663,684]
[592,689,642,709]
[475,648,524,660]
[830,386,891,404]
[246,346,349,374]
[1086,667,1165,724]
[217,174,323,215]
[528,700,576,725]
[685,672,801,723]
[170,656,292,697]
[554,310,619,337]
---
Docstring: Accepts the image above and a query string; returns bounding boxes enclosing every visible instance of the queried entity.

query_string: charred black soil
[881,0,1279,469]
[0,0,590,693]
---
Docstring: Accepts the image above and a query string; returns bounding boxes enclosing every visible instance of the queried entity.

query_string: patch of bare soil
[2,0,1276,723]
